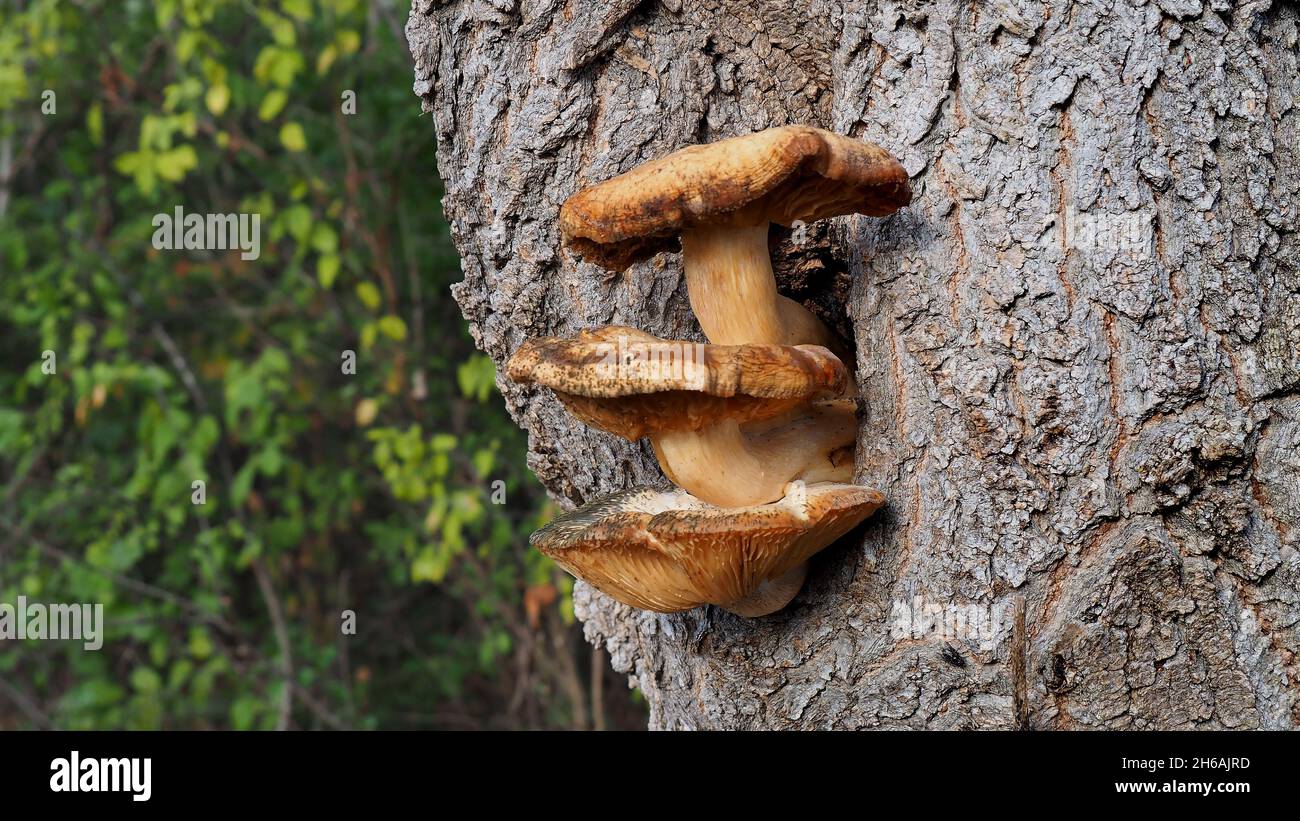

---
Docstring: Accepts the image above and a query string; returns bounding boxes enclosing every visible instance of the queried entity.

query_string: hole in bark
[1046,653,1069,693]
[769,222,856,357]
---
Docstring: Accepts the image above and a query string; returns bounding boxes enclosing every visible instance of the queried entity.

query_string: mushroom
[506,325,856,507]
[559,125,911,351]
[534,480,883,616]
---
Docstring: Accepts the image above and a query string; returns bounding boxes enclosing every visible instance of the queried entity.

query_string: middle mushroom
[506,326,855,508]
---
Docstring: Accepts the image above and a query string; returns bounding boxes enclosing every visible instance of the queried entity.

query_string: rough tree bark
[407,0,1300,729]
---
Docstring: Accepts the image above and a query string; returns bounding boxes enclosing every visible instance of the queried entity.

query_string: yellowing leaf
[254,45,305,88]
[176,30,199,62]
[316,44,338,76]
[355,281,382,311]
[411,548,441,584]
[317,254,340,289]
[279,122,307,152]
[377,315,407,341]
[205,84,230,116]
[112,151,143,175]
[355,398,379,427]
[337,29,361,55]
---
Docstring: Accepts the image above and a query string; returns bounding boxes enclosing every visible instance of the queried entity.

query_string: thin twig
[550,614,590,731]
[251,557,294,731]
[337,569,357,723]
[151,324,210,414]
[0,515,232,632]
[291,682,350,730]
[0,676,52,730]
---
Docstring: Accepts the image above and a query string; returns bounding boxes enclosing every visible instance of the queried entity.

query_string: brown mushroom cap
[560,125,912,270]
[505,325,847,440]
[532,480,885,614]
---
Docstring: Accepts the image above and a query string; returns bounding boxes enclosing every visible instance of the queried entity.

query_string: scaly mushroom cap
[505,325,847,440]
[560,125,912,270]
[532,481,885,614]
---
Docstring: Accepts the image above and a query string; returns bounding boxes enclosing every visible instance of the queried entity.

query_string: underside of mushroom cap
[506,325,848,440]
[560,125,912,271]
[528,487,709,612]
[531,481,885,614]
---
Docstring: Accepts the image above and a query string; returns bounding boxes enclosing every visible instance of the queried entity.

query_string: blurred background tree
[0,0,644,730]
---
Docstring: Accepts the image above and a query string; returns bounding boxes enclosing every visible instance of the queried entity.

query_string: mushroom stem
[650,401,856,508]
[721,563,809,617]
[776,296,846,356]
[682,225,845,351]
[681,224,783,345]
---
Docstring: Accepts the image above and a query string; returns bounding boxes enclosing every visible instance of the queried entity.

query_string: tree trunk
[406,0,1300,729]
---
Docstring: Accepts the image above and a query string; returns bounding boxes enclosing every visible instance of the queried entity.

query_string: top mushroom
[560,125,911,349]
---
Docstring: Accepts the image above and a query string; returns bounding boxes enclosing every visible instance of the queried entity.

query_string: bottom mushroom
[531,480,885,617]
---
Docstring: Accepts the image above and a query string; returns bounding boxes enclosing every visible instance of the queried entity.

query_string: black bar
[1,730,1286,809]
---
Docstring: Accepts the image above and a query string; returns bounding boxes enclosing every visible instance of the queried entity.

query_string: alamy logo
[0,596,103,651]
[588,335,709,388]
[50,751,151,802]
[1042,208,1153,256]
[151,206,261,260]
[889,595,1008,651]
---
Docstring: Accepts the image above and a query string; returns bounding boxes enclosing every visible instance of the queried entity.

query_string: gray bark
[407,0,1300,729]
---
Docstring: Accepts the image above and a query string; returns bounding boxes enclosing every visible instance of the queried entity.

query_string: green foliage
[0,0,633,730]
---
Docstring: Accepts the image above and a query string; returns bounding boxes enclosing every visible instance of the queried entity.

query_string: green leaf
[87,103,103,145]
[258,89,288,121]
[309,222,337,254]
[130,666,163,694]
[259,446,284,476]
[156,145,198,182]
[472,447,495,479]
[112,151,143,175]
[279,122,307,152]
[282,203,312,242]
[188,627,214,660]
[231,461,257,506]
[457,355,497,402]
[230,697,261,731]
[282,0,313,21]
[254,46,305,87]
[259,10,297,46]
[377,315,407,341]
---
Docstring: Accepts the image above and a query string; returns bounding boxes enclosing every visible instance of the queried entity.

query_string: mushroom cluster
[508,125,910,617]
